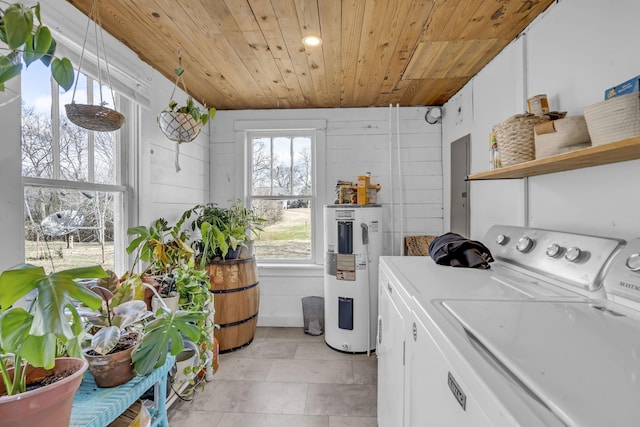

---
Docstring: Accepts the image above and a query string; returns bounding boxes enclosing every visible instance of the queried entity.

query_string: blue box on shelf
[605,75,640,100]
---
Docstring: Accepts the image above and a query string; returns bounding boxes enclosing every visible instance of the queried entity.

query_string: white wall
[443,0,640,241]
[137,78,211,230]
[211,107,443,326]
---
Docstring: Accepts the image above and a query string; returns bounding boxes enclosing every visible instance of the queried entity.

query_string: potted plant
[0,264,107,427]
[80,282,150,388]
[151,273,179,313]
[228,198,266,257]
[124,211,195,309]
[157,65,216,143]
[80,273,210,386]
[171,263,214,391]
[191,200,265,265]
[126,214,195,276]
[130,292,207,377]
[0,2,74,93]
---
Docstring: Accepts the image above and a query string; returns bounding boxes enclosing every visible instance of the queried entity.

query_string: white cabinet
[378,260,493,427]
[406,313,492,427]
[377,270,411,427]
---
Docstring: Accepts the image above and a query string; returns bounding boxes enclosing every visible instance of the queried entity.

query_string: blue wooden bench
[70,356,174,427]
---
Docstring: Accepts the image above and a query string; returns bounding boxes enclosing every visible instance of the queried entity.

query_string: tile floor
[168,327,378,427]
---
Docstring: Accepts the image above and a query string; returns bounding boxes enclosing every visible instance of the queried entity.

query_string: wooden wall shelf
[467,136,640,180]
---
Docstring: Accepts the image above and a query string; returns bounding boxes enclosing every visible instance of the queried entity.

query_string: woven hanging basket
[493,114,549,167]
[158,111,202,143]
[65,103,125,132]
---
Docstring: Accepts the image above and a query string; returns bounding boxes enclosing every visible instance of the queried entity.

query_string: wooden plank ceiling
[65,0,553,110]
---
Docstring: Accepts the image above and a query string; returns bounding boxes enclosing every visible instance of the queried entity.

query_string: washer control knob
[496,234,508,245]
[625,253,640,271]
[546,244,562,258]
[516,237,534,253]
[565,247,582,262]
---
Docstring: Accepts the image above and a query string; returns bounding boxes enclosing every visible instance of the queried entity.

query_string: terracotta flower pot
[0,357,88,427]
[85,341,138,388]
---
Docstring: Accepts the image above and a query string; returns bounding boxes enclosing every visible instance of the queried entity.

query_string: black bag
[428,232,494,269]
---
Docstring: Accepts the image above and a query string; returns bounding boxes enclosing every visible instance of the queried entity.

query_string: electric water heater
[323,204,383,353]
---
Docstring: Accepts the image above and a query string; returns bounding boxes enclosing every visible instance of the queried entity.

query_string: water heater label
[336,254,356,281]
[335,210,355,220]
[356,254,367,270]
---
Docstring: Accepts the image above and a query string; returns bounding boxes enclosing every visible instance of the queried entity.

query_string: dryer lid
[442,299,640,427]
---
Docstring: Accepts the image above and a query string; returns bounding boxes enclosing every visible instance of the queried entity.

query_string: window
[239,120,325,264]
[21,61,131,273]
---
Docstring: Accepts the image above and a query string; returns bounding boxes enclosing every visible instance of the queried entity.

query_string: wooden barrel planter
[205,257,259,353]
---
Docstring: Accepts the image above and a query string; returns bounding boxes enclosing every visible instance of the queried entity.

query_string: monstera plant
[0,2,74,92]
[0,264,106,426]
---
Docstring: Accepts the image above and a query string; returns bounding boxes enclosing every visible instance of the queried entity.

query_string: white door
[407,314,493,427]
[377,275,410,427]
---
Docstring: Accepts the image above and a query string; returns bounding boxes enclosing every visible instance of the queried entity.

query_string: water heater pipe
[361,222,372,356]
[396,104,405,255]
[388,104,395,255]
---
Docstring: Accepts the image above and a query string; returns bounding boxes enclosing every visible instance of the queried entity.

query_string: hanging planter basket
[64,0,125,132]
[158,111,202,143]
[65,103,125,132]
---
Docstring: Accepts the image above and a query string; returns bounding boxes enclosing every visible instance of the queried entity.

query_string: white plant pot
[174,341,199,388]
[157,111,202,142]
[151,294,180,313]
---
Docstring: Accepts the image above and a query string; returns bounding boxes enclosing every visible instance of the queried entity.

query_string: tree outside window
[249,133,313,261]
[21,61,126,273]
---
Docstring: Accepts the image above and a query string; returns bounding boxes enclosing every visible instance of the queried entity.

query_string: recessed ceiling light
[302,35,323,47]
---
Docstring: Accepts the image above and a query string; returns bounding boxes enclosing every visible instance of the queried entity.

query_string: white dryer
[378,225,629,426]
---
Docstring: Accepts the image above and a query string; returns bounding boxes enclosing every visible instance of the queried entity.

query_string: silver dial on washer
[496,234,507,245]
[565,247,582,262]
[626,253,640,271]
[516,237,534,253]
[546,244,562,258]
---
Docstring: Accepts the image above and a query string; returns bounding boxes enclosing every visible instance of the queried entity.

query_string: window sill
[257,263,324,278]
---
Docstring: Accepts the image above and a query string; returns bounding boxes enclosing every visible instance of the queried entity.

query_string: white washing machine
[378,225,632,426]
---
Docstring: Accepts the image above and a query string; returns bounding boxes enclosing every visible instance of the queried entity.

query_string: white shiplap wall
[442,0,640,241]
[210,107,443,326]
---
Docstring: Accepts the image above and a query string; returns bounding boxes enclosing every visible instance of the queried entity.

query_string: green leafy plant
[191,200,265,265]
[0,2,75,92]
[196,220,246,266]
[227,198,266,238]
[126,210,195,275]
[162,66,215,127]
[131,298,205,376]
[165,95,216,127]
[0,264,106,396]
[80,283,149,356]
[171,263,213,381]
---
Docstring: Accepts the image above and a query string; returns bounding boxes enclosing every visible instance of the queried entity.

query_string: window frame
[21,69,137,274]
[234,119,326,265]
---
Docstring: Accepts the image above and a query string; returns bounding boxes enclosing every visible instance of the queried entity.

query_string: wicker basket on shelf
[583,92,640,146]
[493,114,549,167]
[65,103,125,132]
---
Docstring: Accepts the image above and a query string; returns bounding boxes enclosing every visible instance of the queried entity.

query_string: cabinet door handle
[413,322,417,341]
[377,316,383,344]
[387,283,392,293]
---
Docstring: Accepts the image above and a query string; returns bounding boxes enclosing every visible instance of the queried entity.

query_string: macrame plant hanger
[65,0,124,132]
[157,48,204,172]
